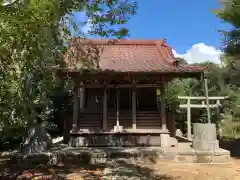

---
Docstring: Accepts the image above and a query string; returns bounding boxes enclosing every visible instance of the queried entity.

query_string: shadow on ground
[106,158,175,180]
[0,159,104,180]
[0,157,175,180]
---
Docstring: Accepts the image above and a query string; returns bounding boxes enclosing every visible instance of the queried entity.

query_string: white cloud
[172,43,222,64]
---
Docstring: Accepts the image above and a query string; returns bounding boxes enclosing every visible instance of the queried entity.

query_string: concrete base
[113,125,123,132]
[161,147,231,163]
[193,139,219,151]
[160,133,171,148]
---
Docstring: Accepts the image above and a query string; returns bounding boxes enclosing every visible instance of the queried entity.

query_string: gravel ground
[1,157,240,180]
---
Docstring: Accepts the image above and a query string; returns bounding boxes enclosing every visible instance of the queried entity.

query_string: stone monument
[21,118,52,154]
[192,123,219,151]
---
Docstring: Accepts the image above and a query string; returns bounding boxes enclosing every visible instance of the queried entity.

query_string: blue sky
[76,0,232,64]
[128,0,229,52]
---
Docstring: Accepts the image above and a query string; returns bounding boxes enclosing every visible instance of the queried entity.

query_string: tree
[176,57,188,65]
[0,0,137,145]
[214,0,240,85]
[165,59,240,135]
[215,0,240,56]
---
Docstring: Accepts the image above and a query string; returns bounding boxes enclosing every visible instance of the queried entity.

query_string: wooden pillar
[187,98,192,139]
[216,100,221,134]
[72,87,79,130]
[79,81,84,112]
[159,81,171,148]
[160,83,167,130]
[116,86,120,126]
[103,83,107,131]
[204,78,211,123]
[75,81,84,132]
[132,81,136,130]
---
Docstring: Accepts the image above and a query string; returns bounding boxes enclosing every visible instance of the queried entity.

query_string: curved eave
[51,67,205,80]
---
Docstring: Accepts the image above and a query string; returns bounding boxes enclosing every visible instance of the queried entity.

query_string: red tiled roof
[65,39,207,73]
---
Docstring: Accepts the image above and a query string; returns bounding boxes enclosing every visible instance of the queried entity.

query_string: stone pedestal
[113,126,123,133]
[192,123,219,151]
[160,133,171,148]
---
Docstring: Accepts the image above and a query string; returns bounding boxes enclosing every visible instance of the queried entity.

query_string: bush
[219,114,240,140]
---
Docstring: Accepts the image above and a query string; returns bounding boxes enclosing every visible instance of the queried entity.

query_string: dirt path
[142,159,240,180]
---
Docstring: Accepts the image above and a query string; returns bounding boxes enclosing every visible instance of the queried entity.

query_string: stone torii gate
[178,96,228,140]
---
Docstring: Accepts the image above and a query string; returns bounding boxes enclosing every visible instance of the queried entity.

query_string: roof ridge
[69,38,165,45]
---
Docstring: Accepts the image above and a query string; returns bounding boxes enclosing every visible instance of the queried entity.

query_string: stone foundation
[9,145,231,167]
[9,147,163,166]
[69,132,169,147]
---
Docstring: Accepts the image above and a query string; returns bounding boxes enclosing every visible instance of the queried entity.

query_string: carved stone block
[192,123,219,151]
